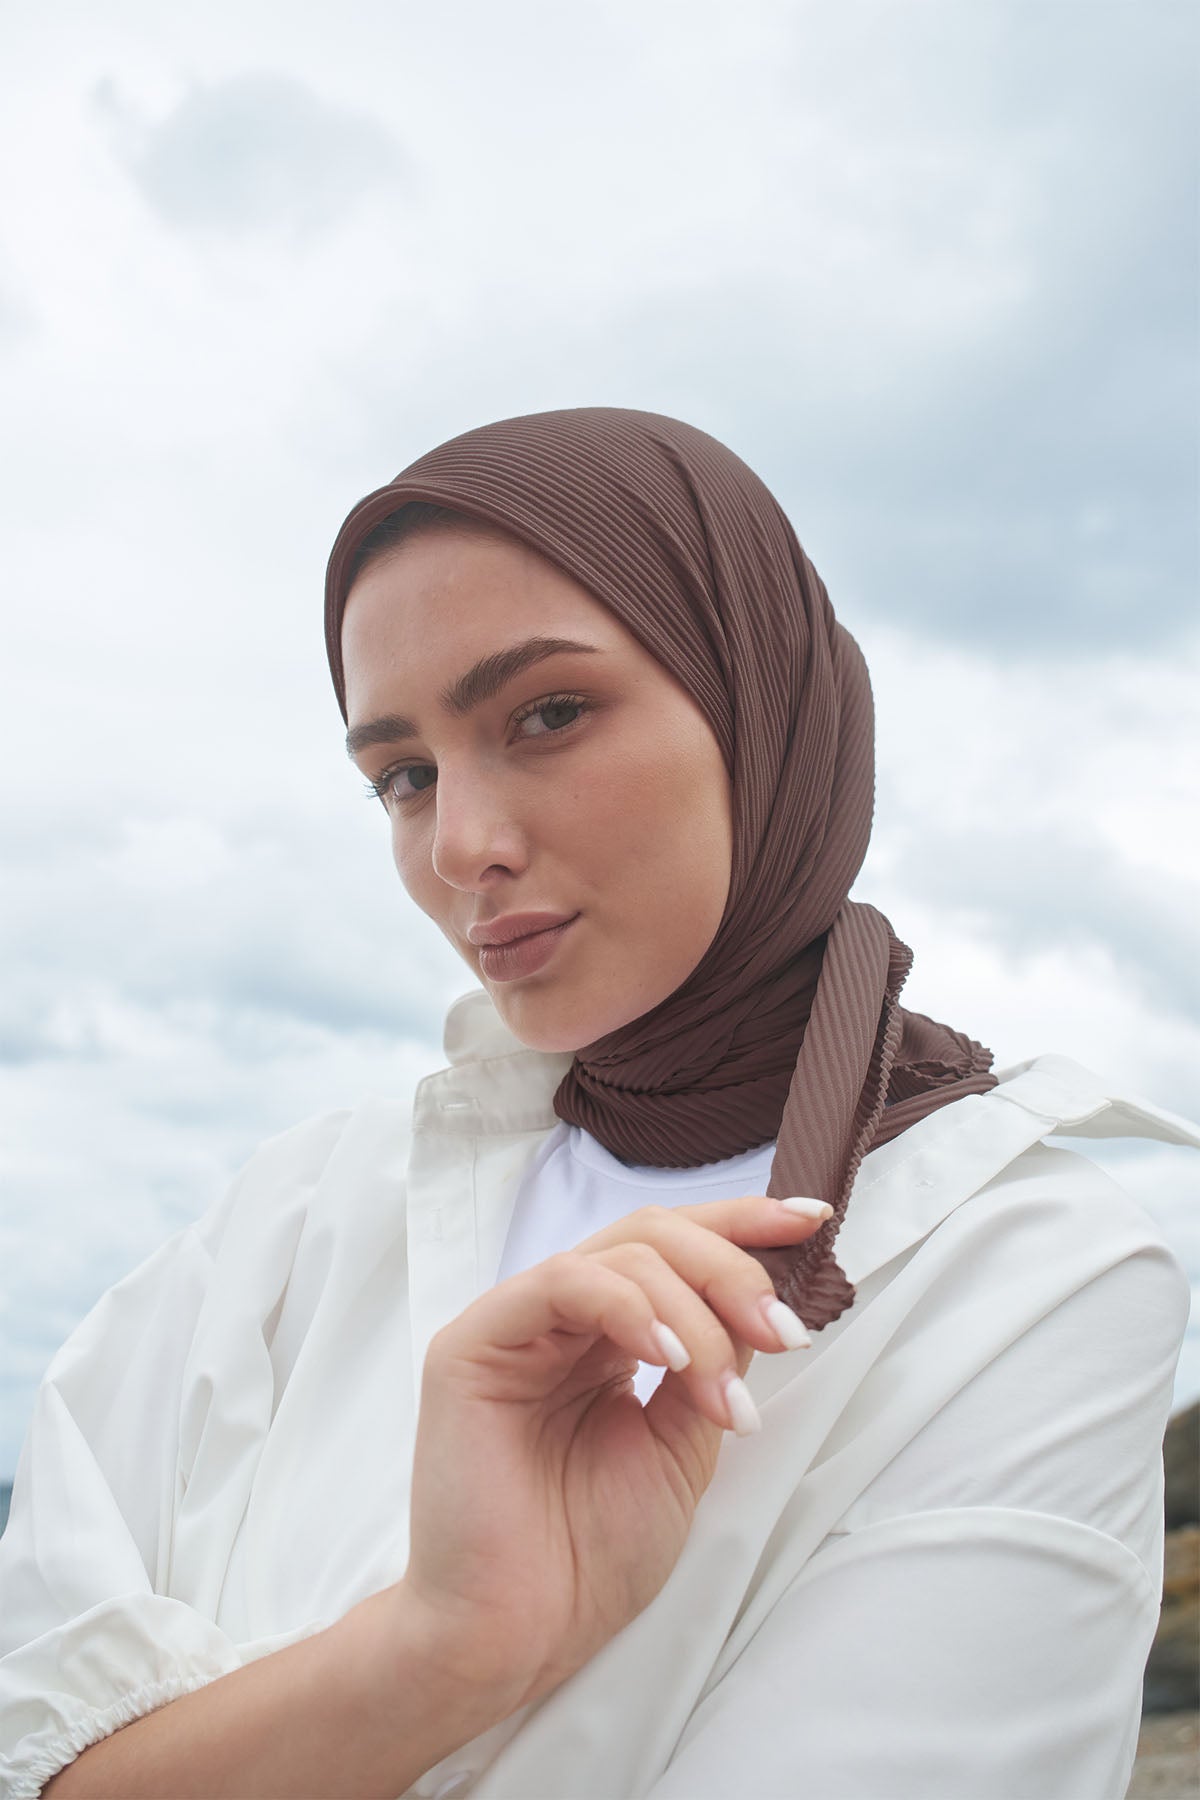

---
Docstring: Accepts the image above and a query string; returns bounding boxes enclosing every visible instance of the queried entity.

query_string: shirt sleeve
[646,1237,1189,1800]
[0,1181,324,1798]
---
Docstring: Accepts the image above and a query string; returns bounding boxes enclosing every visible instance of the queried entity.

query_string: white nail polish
[778,1196,834,1221]
[722,1373,762,1436]
[649,1320,691,1372]
[764,1297,812,1350]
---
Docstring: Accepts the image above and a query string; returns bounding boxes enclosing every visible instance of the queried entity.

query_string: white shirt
[0,986,1195,1800]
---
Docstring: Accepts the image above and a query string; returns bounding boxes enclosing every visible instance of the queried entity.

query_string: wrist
[336,1581,527,1762]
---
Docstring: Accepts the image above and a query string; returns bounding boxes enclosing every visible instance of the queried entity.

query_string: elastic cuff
[1,1668,221,1800]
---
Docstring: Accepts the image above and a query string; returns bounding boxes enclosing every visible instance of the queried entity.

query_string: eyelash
[365,692,591,808]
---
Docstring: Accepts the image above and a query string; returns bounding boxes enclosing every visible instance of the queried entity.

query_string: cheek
[623,723,729,846]
[594,724,732,900]
[390,819,431,905]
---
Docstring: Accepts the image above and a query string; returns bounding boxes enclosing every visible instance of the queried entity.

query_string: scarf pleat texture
[325,407,997,1329]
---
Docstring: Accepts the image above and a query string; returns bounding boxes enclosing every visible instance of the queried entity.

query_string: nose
[429,761,530,891]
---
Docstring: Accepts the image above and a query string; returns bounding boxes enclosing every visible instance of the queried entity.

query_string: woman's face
[341,523,734,1053]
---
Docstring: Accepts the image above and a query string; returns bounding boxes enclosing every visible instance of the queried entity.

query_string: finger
[588,1210,814,1360]
[430,1251,672,1398]
[574,1192,833,1258]
[595,1241,771,1435]
[641,1332,758,1489]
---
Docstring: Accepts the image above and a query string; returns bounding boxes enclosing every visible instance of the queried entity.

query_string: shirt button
[432,1772,474,1800]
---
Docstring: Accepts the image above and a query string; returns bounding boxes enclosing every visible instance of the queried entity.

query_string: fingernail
[721,1373,762,1436]
[778,1196,834,1221]
[762,1297,812,1350]
[649,1320,691,1372]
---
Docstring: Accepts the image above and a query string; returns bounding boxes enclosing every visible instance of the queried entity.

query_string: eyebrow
[345,635,604,758]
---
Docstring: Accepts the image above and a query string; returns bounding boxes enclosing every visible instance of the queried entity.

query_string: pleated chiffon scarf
[324,407,996,1329]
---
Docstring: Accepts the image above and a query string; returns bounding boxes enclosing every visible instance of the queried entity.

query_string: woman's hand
[394,1193,831,1719]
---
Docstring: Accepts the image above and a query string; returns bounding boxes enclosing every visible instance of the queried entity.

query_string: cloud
[0,253,35,349]
[888,826,1200,1026]
[0,805,470,1067]
[93,71,406,237]
[304,0,1196,657]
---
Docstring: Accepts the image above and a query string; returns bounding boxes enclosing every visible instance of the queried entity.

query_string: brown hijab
[324,407,996,1330]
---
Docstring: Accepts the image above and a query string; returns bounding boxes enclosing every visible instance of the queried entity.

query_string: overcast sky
[1,0,1197,1479]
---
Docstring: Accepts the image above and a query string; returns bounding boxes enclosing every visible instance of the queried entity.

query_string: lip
[467,912,579,948]
[471,913,580,983]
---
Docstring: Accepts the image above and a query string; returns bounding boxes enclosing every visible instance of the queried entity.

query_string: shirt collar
[442,985,553,1069]
[430,986,1199,1290]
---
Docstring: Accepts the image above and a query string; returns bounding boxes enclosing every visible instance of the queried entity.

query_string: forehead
[339,524,648,722]
[343,526,633,656]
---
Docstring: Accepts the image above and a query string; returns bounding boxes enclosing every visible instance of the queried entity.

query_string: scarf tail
[759,906,912,1330]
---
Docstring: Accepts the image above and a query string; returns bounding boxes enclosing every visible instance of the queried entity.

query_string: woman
[1,406,1195,1800]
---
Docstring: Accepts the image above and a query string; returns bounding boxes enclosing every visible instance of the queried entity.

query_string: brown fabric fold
[324,406,997,1330]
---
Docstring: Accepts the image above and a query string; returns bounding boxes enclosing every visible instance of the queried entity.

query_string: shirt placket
[404,1047,565,1404]
[404,1067,486,1406]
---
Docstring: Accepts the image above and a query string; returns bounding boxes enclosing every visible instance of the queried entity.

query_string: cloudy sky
[1,0,1197,1479]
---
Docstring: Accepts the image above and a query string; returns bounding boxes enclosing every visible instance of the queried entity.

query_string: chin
[487,983,651,1056]
[489,1001,592,1055]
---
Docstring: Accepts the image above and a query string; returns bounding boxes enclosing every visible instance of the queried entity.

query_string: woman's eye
[514,695,587,738]
[399,765,437,795]
[370,764,434,806]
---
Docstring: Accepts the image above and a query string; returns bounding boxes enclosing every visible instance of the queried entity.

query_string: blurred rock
[1126,1710,1199,1799]
[1165,1401,1199,1532]
[1144,1527,1200,1715]
[1142,1405,1200,1718]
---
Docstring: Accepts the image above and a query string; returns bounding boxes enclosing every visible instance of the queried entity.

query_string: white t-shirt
[498,1123,776,1402]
